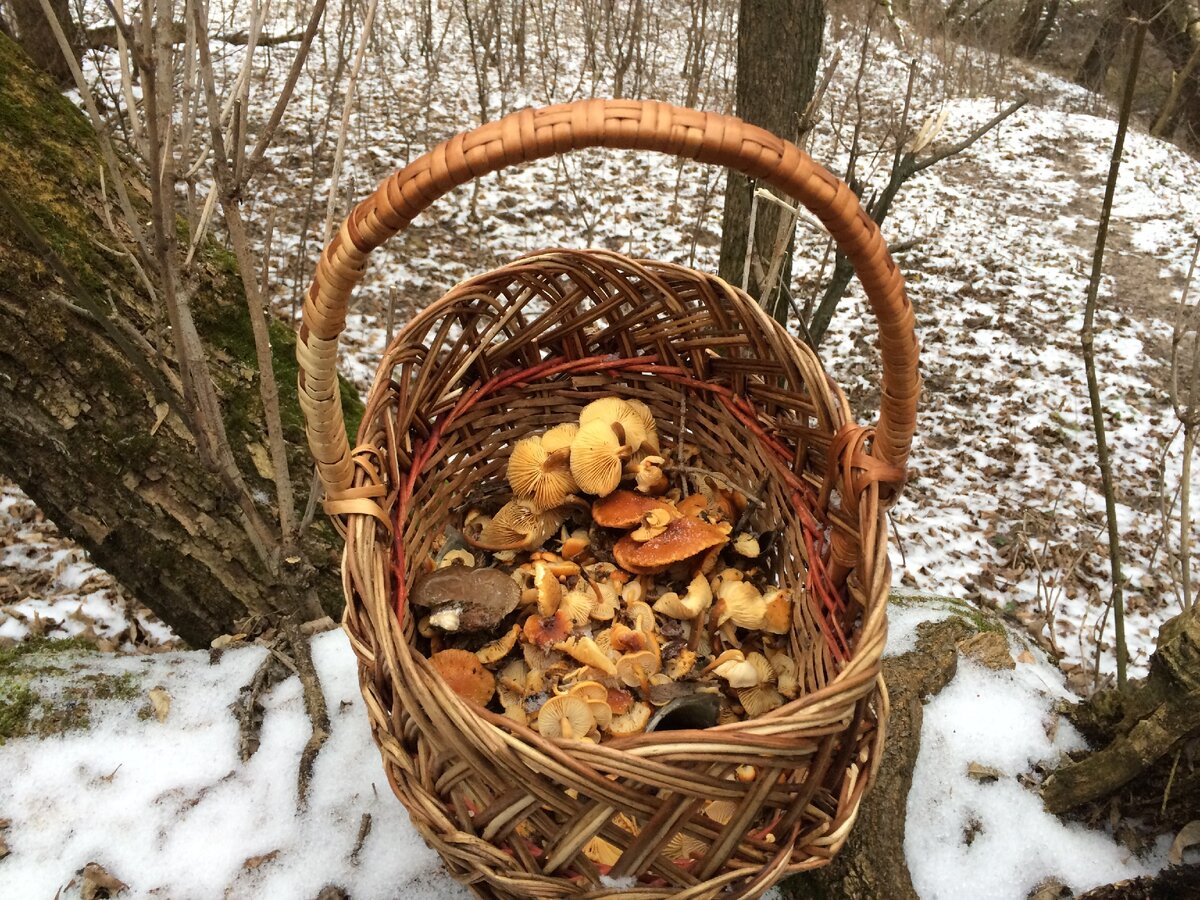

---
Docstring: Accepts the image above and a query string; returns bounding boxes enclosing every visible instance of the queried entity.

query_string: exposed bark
[1042,607,1200,823]
[8,0,77,85]
[718,0,824,314]
[0,36,359,647]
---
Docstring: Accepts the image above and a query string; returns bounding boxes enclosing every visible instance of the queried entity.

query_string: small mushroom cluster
[411,395,804,744]
[464,397,661,552]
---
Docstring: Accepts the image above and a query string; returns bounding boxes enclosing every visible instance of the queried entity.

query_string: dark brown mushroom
[411,566,521,633]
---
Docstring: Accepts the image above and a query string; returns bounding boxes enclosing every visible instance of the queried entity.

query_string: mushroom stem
[561,716,574,740]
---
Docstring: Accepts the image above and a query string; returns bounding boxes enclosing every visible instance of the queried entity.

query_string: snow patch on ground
[0,631,469,899]
[0,478,176,652]
[905,642,1167,899]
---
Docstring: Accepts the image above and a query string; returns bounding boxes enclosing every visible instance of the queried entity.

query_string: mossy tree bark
[0,35,359,647]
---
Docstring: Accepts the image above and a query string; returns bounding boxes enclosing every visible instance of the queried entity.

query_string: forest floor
[1,1,1199,897]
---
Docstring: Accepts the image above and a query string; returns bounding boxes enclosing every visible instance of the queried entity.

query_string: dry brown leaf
[148,686,171,723]
[81,861,128,899]
[247,442,274,480]
[966,762,1003,782]
[1168,819,1200,865]
[243,849,280,870]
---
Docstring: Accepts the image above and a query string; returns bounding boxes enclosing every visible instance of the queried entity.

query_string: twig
[322,0,381,242]
[242,0,330,183]
[1081,21,1148,691]
[663,465,766,509]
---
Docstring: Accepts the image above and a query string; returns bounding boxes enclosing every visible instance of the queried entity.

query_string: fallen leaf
[966,762,1003,783]
[1168,819,1200,865]
[0,834,8,860]
[243,849,279,870]
[81,861,128,899]
[1016,649,1036,664]
[148,687,170,723]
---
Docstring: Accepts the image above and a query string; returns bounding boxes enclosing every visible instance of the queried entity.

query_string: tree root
[231,647,290,762]
[1042,608,1200,827]
[229,619,332,809]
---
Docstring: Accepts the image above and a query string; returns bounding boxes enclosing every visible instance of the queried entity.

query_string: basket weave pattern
[298,100,919,899]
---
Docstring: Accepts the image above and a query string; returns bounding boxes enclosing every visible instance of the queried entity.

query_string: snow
[0,478,177,652]
[906,652,1168,899]
[0,631,470,899]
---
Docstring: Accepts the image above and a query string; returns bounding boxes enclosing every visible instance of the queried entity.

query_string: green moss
[888,591,1006,635]
[0,680,38,742]
[0,641,145,740]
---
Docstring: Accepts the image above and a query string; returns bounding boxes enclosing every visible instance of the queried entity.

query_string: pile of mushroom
[412,396,801,744]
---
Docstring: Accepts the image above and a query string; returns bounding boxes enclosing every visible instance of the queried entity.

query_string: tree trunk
[1128,0,1200,145]
[1011,0,1057,59]
[1077,2,1126,92]
[8,0,77,86]
[0,35,358,647]
[718,0,824,315]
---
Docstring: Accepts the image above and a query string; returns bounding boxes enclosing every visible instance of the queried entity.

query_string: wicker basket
[297,99,918,899]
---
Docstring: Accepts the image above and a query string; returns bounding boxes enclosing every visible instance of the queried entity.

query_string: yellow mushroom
[469,499,565,551]
[653,573,713,619]
[582,837,623,867]
[664,830,706,860]
[622,398,660,453]
[737,683,786,717]
[630,507,674,542]
[536,694,595,740]
[715,580,767,630]
[541,422,580,454]
[732,532,761,558]
[579,397,648,452]
[761,587,792,635]
[476,623,522,665]
[608,700,653,735]
[629,454,668,495]
[438,549,475,568]
[560,529,590,560]
[532,561,562,617]
[507,437,577,509]
[559,636,618,676]
[559,588,597,626]
[570,420,626,496]
[588,579,620,621]
[767,649,800,699]
[615,650,661,694]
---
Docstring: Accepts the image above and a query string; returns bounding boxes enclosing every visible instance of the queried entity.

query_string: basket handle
[298,99,918,512]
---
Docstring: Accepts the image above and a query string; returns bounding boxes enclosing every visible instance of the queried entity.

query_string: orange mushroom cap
[591,490,676,529]
[430,649,496,706]
[613,516,729,574]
